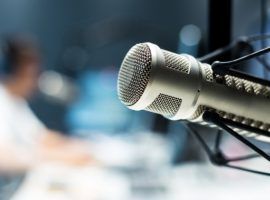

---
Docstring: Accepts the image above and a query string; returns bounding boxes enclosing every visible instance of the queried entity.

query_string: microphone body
[117,43,270,142]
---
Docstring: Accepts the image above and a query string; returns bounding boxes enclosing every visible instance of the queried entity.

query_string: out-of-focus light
[179,24,201,46]
[39,71,63,96]
[178,24,202,56]
[38,70,77,104]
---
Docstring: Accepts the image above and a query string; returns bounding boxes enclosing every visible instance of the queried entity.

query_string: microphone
[117,42,270,142]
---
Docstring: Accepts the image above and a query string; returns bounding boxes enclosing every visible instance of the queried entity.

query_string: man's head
[1,36,41,99]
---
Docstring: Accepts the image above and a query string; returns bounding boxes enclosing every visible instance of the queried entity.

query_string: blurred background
[0,0,270,199]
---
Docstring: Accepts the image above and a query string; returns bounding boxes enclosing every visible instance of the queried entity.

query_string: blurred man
[0,36,93,172]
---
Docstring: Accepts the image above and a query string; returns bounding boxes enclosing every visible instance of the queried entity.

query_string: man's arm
[0,143,35,172]
[0,130,95,173]
[37,130,95,166]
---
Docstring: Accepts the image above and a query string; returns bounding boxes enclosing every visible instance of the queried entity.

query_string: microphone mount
[186,38,270,176]
[186,111,270,176]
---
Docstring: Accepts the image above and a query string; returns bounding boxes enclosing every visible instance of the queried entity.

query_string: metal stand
[192,0,270,176]
[190,37,270,176]
[186,111,270,176]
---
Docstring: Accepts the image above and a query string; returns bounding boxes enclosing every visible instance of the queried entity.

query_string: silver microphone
[117,42,270,142]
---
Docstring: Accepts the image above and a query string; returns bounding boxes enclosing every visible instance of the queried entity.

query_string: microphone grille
[118,43,152,106]
[163,50,190,74]
[145,93,182,117]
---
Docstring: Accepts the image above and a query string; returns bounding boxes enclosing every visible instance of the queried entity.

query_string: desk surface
[11,161,270,200]
[9,134,270,200]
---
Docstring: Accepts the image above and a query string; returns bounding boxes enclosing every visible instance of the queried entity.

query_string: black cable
[198,34,270,63]
[236,39,270,71]
[198,43,234,62]
[199,38,270,71]
[212,47,270,70]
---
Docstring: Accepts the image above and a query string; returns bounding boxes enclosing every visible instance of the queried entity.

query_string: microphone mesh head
[145,93,182,117]
[118,43,152,106]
